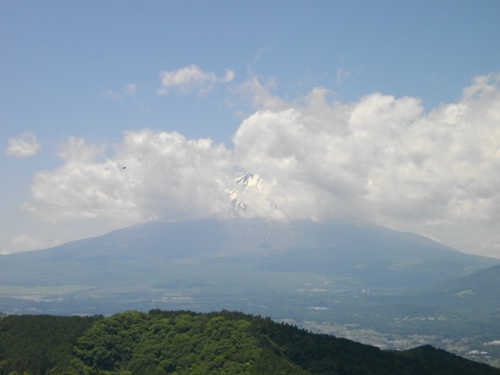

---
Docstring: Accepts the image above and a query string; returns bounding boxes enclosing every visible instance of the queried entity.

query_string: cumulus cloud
[24,132,235,225]
[24,74,500,255]
[5,132,40,158]
[157,65,235,95]
[232,75,500,228]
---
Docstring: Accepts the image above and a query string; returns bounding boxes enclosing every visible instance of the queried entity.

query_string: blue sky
[2,1,500,257]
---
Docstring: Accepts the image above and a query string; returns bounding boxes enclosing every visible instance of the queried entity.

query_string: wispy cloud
[230,76,286,112]
[157,65,235,95]
[103,83,137,99]
[336,67,351,85]
[5,132,40,158]
[23,74,500,255]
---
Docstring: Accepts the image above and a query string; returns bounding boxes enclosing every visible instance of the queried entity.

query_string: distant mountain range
[2,218,500,366]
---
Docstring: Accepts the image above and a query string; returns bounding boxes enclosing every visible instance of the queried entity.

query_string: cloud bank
[6,132,40,158]
[24,74,500,255]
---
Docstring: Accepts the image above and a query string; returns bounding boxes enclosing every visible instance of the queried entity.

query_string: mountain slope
[0,219,496,290]
[254,220,497,287]
[406,264,500,322]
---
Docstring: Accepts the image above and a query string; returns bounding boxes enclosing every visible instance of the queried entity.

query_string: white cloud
[24,74,500,256]
[5,132,40,158]
[24,131,234,225]
[240,75,500,226]
[157,65,235,95]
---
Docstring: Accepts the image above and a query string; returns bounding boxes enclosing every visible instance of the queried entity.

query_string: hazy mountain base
[1,310,499,375]
[1,219,500,366]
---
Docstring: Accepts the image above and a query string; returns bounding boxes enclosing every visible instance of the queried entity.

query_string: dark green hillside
[1,310,499,375]
[0,314,97,375]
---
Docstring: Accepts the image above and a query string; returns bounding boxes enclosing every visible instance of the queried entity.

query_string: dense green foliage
[1,310,499,375]
[0,314,97,375]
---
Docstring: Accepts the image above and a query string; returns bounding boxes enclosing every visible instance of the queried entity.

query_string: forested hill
[1,310,499,375]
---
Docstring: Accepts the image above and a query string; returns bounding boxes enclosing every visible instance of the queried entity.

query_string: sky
[2,1,500,258]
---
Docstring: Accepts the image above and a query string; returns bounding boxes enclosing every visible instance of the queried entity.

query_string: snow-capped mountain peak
[234,173,260,189]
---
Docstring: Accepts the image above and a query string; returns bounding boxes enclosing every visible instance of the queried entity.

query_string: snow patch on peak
[235,173,261,190]
[224,172,283,220]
